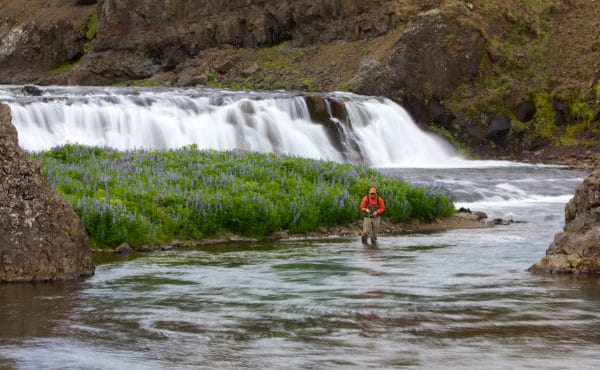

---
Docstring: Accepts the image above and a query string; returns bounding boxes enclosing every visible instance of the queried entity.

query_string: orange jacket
[360,195,385,216]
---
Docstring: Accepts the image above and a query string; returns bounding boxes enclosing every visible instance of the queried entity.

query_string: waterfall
[0,85,462,167]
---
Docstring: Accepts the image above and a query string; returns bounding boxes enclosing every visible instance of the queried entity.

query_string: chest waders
[362,203,380,246]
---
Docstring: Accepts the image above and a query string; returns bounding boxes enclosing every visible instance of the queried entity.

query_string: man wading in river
[360,187,385,246]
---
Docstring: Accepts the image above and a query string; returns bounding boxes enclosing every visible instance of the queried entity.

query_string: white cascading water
[0,85,467,167]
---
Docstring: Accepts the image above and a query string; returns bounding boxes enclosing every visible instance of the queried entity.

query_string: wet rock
[489,218,518,226]
[22,85,42,96]
[485,115,511,144]
[115,243,133,255]
[530,168,600,274]
[304,95,330,125]
[456,211,487,222]
[304,95,354,161]
[0,104,94,282]
[328,99,349,123]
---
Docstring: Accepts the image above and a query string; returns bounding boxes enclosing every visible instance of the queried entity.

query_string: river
[2,165,600,369]
[2,86,600,369]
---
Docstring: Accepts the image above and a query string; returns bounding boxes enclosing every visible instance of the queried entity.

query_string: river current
[2,165,600,369]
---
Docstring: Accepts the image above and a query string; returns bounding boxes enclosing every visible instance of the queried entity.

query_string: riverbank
[99,211,493,254]
[518,145,600,172]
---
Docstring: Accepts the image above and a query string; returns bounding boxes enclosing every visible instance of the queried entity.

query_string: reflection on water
[2,166,600,369]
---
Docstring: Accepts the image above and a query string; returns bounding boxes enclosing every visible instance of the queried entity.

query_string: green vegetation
[300,78,315,91]
[47,11,97,75]
[532,91,555,141]
[50,60,81,74]
[130,79,162,87]
[83,12,97,53]
[446,0,600,152]
[30,145,455,249]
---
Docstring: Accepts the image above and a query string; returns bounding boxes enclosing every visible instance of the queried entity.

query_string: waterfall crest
[1,86,461,167]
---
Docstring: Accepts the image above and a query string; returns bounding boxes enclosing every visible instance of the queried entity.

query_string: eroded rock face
[0,104,94,282]
[352,7,484,100]
[351,6,485,145]
[70,0,408,83]
[529,169,600,274]
[0,2,95,83]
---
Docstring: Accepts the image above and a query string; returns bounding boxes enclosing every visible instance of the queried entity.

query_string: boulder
[0,104,94,282]
[529,168,600,274]
[485,115,511,144]
[115,243,133,255]
[22,85,43,96]
[304,95,330,125]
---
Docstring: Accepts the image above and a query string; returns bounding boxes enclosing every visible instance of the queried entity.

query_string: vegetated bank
[30,144,456,250]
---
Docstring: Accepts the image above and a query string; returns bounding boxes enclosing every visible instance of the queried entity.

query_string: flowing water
[0,85,460,167]
[1,87,600,369]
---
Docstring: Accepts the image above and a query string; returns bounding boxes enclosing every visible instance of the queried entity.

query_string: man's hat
[369,187,376,194]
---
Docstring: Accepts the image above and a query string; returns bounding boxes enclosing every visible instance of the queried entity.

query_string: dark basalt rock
[530,168,600,274]
[485,115,511,144]
[353,7,484,101]
[22,85,43,96]
[0,104,94,283]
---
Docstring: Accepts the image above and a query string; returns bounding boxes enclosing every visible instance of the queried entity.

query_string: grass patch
[30,145,455,249]
[50,60,81,74]
[83,12,97,53]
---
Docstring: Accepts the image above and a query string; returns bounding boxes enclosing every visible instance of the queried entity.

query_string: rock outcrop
[60,0,416,84]
[0,1,96,83]
[529,169,600,274]
[0,104,94,282]
[351,6,486,147]
[352,7,483,101]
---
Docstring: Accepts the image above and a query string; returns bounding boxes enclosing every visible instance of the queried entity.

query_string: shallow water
[2,165,600,369]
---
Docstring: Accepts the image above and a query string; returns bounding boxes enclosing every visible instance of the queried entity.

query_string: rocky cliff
[0,104,94,282]
[0,0,598,162]
[530,168,600,274]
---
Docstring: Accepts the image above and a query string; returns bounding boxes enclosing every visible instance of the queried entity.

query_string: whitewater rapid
[0,85,471,167]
